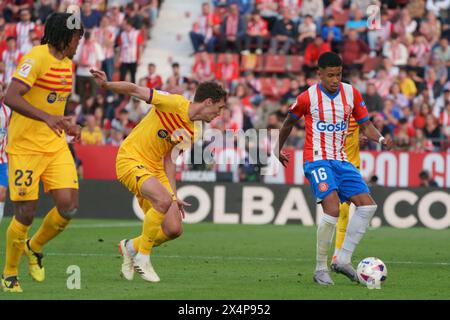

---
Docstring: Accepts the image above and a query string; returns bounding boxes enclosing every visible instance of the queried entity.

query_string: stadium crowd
[0,0,450,155]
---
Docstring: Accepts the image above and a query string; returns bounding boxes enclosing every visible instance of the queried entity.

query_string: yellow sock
[138,208,165,255]
[29,207,70,253]
[131,228,170,252]
[335,202,350,251]
[3,217,30,277]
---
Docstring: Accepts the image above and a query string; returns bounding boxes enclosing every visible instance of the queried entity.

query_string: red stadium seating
[287,55,304,73]
[217,53,239,64]
[264,54,287,73]
[362,56,382,74]
[240,53,264,72]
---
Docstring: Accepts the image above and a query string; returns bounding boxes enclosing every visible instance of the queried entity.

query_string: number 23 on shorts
[14,169,33,187]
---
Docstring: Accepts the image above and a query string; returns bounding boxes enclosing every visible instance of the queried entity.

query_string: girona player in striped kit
[0,84,12,225]
[277,52,393,286]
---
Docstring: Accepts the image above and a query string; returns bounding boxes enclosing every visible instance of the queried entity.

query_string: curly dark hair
[41,12,84,52]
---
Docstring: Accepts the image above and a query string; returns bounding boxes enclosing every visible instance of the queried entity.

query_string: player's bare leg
[314,191,340,286]
[25,188,78,282]
[127,177,174,282]
[332,193,377,283]
[119,201,183,281]
[1,200,37,292]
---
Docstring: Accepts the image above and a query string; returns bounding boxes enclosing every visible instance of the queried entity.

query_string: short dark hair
[41,13,84,52]
[193,81,227,103]
[172,62,180,68]
[318,52,342,69]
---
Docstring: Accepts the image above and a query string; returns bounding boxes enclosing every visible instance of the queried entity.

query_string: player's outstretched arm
[5,80,71,137]
[359,120,394,150]
[276,114,298,167]
[90,69,150,102]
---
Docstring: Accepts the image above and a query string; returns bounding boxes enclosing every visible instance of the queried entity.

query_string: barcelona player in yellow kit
[1,13,83,292]
[90,69,227,282]
[331,116,361,265]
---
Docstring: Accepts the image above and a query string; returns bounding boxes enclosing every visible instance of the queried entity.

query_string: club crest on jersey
[18,187,27,196]
[47,92,57,103]
[157,129,169,139]
[318,182,329,192]
[316,120,347,132]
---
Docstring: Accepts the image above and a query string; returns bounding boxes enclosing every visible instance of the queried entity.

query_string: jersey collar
[319,82,340,100]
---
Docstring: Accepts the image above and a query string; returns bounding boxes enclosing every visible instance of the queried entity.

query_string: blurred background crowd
[0,0,449,156]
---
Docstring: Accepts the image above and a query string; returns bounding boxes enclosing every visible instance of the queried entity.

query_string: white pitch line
[31,252,450,266]
[68,222,141,229]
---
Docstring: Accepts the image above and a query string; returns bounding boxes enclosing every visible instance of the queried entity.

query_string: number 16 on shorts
[304,163,337,202]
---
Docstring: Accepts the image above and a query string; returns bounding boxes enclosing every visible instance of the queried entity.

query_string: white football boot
[133,255,160,283]
[118,239,135,281]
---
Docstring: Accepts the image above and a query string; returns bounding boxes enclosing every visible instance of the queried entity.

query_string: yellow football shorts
[345,127,360,169]
[8,147,79,201]
[116,154,175,214]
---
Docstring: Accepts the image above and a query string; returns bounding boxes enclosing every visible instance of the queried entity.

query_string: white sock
[316,213,338,271]
[333,248,340,259]
[126,239,137,256]
[337,205,377,265]
[135,252,150,264]
[0,202,4,224]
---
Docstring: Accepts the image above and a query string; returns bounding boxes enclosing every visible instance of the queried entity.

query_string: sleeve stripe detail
[146,88,154,104]
[11,77,31,89]
[288,111,300,120]
[356,116,369,124]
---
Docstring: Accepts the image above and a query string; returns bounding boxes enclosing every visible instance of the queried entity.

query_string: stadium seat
[362,56,382,74]
[264,54,287,73]
[5,23,16,37]
[217,53,239,64]
[240,53,264,72]
[287,55,304,73]
[194,52,217,63]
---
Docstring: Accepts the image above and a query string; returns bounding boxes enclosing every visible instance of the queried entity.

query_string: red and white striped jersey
[0,101,12,164]
[289,82,369,163]
[118,30,143,64]
[16,21,37,52]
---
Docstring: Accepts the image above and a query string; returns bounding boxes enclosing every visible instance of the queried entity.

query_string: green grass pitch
[0,218,449,300]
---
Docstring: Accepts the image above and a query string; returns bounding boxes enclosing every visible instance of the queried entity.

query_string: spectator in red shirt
[192,50,216,82]
[118,18,144,84]
[393,117,415,150]
[243,10,268,55]
[144,63,163,89]
[215,53,239,91]
[303,35,331,76]
[341,29,370,73]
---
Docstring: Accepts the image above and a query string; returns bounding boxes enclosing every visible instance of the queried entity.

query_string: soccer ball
[356,257,387,289]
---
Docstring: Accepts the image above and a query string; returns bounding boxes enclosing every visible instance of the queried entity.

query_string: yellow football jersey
[7,44,73,154]
[120,89,199,169]
[345,116,360,169]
